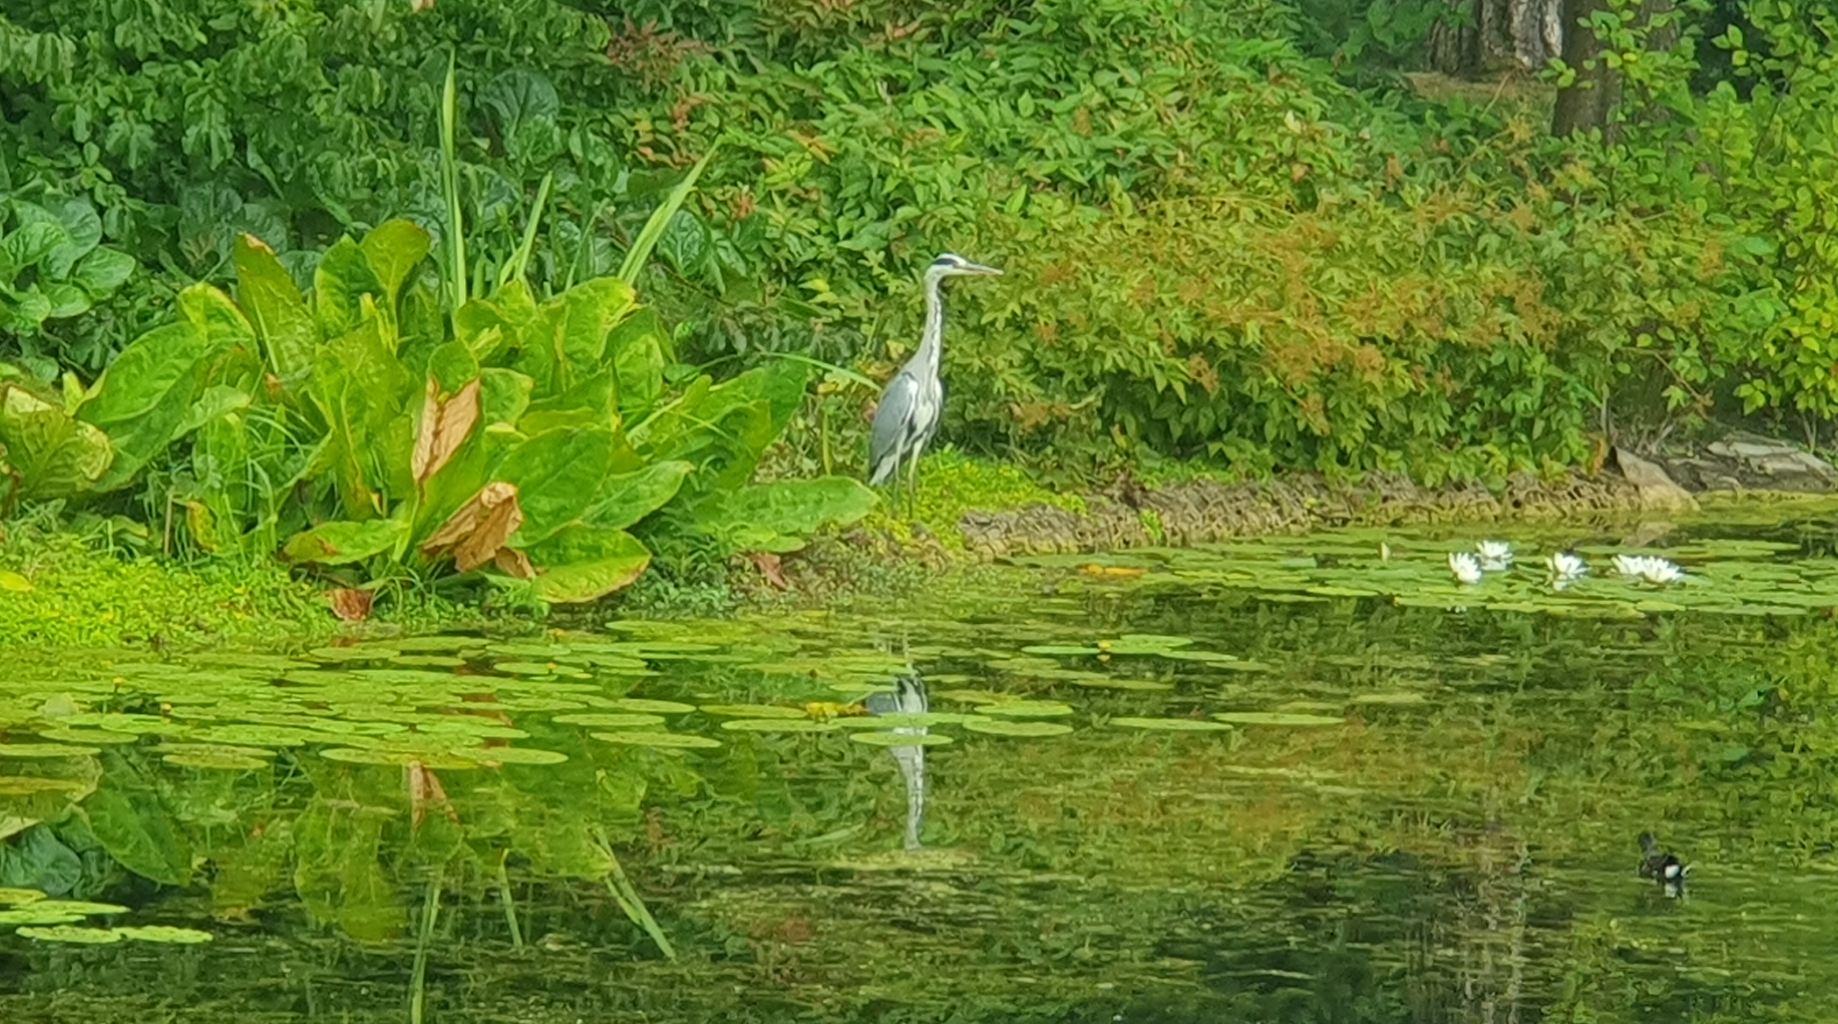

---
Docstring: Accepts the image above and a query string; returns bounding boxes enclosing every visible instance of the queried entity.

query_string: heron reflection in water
[864,671,929,851]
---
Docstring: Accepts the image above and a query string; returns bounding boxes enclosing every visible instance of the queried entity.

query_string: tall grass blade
[438,53,467,312]
[499,171,554,294]
[409,873,441,1024]
[591,829,676,960]
[616,149,714,288]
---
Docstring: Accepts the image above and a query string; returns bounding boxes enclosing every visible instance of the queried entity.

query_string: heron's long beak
[964,262,1002,276]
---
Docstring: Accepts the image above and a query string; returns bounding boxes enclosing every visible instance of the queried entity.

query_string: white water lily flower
[1637,557,1684,585]
[1448,551,1483,585]
[1612,553,1684,585]
[1546,551,1588,581]
[1476,540,1513,572]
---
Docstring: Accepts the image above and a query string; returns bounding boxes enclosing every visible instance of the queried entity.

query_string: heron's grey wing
[869,370,922,485]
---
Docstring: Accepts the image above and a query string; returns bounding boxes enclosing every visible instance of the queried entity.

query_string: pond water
[7,501,1838,1022]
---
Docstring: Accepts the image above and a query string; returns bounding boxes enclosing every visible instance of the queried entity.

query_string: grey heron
[867,253,1002,513]
[865,671,930,851]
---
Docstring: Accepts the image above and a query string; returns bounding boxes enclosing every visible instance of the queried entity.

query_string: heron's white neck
[915,272,947,376]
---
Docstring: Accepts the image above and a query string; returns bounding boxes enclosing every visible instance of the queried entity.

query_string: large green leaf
[455,281,538,364]
[82,779,190,887]
[605,306,671,417]
[583,460,694,532]
[632,361,807,500]
[689,477,879,554]
[309,311,416,515]
[523,525,652,604]
[520,368,617,435]
[282,516,411,566]
[357,220,431,309]
[495,427,617,546]
[0,385,113,500]
[314,237,385,342]
[77,321,213,492]
[293,798,402,942]
[178,282,256,351]
[517,277,636,392]
[233,233,317,383]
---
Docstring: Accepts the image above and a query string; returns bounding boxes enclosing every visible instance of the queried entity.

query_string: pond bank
[8,435,1835,653]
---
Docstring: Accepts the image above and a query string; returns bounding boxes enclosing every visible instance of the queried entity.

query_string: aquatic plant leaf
[976,701,1075,718]
[581,460,694,532]
[17,925,122,944]
[524,525,653,604]
[283,516,410,566]
[76,320,214,492]
[849,732,953,747]
[117,925,214,944]
[316,748,481,768]
[0,385,114,500]
[357,219,431,308]
[688,477,879,554]
[421,481,527,574]
[552,713,667,729]
[233,233,316,383]
[0,888,46,905]
[589,732,721,749]
[1213,712,1344,727]
[698,704,807,719]
[494,427,619,546]
[470,746,568,766]
[1108,717,1233,732]
[412,375,481,489]
[962,719,1075,737]
[0,744,100,758]
[83,782,191,886]
[0,907,78,925]
[163,752,270,771]
[1021,645,1103,656]
[720,719,841,734]
[603,698,696,714]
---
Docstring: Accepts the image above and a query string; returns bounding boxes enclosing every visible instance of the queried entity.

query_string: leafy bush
[0,191,138,377]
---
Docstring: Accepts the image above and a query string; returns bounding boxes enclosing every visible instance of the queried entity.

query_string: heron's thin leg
[907,452,922,519]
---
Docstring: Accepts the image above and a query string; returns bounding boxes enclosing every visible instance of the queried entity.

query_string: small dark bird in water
[1639,832,1688,898]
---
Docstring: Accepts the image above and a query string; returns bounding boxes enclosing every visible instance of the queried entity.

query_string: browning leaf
[412,377,482,489]
[421,482,523,572]
[328,588,375,622]
[494,547,536,579]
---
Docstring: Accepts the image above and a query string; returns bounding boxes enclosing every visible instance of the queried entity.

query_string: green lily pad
[0,776,90,795]
[32,901,129,916]
[1066,677,1176,691]
[391,655,468,668]
[163,751,272,771]
[962,719,1075,738]
[0,909,84,926]
[0,889,46,905]
[835,713,972,728]
[0,743,100,759]
[976,701,1074,719]
[469,746,569,766]
[1019,645,1103,656]
[316,747,482,768]
[933,689,1009,705]
[590,731,722,749]
[35,728,139,746]
[308,646,398,662]
[697,704,808,719]
[552,713,667,729]
[1213,712,1344,727]
[494,661,589,678]
[1109,717,1233,732]
[389,636,488,652]
[602,698,697,714]
[849,731,954,747]
[1351,692,1429,705]
[116,925,214,944]
[17,925,122,944]
[156,742,277,759]
[720,719,841,734]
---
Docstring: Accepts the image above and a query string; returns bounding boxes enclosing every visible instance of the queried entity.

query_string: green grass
[860,448,1086,548]
[0,518,490,653]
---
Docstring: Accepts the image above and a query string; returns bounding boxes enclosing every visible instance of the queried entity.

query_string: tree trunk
[1551,0,1678,138]
[1551,0,1614,136]
[1427,0,1564,76]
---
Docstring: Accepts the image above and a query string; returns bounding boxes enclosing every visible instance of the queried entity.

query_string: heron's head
[927,253,1002,280]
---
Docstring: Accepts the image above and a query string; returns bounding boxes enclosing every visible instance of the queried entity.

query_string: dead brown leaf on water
[421,482,532,575]
[746,551,789,590]
[328,588,375,622]
[1082,564,1146,578]
[412,377,481,490]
